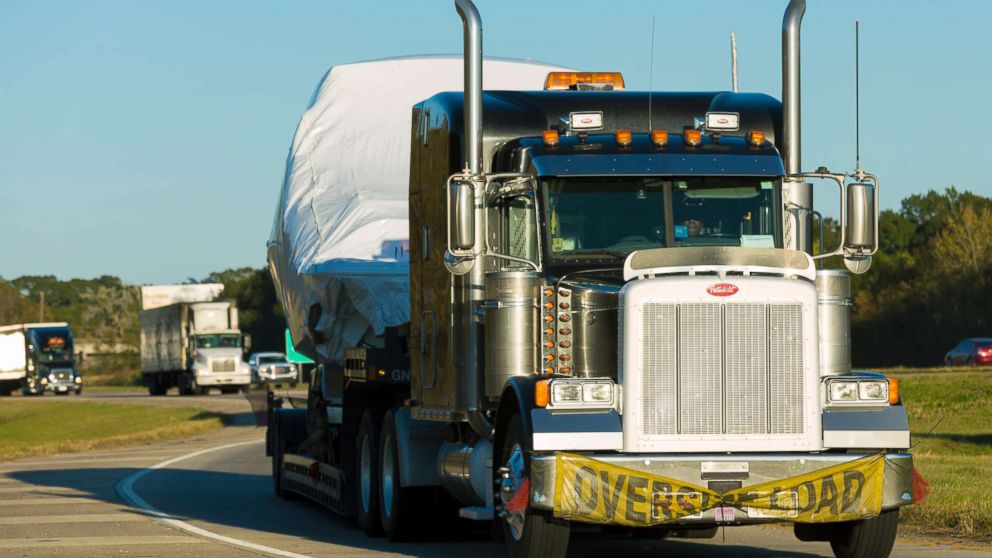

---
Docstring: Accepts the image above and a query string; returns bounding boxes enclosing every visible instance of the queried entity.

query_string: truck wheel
[357,409,384,536]
[271,412,299,501]
[498,414,570,558]
[378,409,427,541]
[830,509,899,558]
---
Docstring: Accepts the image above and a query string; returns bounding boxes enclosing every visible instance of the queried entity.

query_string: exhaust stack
[782,0,806,175]
[455,0,483,175]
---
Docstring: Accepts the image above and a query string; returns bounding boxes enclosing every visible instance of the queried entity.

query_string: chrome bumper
[529,452,914,524]
[196,372,250,386]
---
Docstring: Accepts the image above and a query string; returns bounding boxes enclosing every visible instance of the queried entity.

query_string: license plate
[57,386,67,392]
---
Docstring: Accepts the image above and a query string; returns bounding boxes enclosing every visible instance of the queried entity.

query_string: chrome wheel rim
[500,444,526,541]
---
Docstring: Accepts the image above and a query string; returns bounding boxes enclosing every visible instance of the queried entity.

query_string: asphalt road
[0,391,989,557]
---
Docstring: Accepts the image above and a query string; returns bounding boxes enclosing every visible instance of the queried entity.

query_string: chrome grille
[678,304,722,435]
[212,358,236,372]
[641,302,804,436]
[770,304,805,434]
[641,305,676,435]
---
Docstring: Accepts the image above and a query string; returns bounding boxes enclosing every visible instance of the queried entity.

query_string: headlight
[40,377,48,385]
[828,381,858,402]
[826,377,893,405]
[858,380,888,401]
[549,380,615,409]
[583,383,613,403]
[552,383,583,404]
[75,377,83,384]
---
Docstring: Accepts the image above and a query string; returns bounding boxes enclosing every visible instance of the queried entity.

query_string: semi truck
[0,322,82,396]
[266,2,914,558]
[140,296,250,396]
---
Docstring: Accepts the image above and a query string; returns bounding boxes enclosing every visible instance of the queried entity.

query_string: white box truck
[0,322,82,396]
[140,285,250,395]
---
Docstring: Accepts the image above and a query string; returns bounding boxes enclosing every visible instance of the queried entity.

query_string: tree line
[1,187,990,368]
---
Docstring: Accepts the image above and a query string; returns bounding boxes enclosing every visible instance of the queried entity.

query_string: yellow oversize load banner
[553,452,885,527]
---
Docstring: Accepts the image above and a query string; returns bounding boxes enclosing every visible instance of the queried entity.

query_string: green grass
[888,369,992,540]
[0,401,224,462]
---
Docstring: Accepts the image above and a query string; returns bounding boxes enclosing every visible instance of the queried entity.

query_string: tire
[271,412,300,501]
[944,356,953,367]
[967,357,976,368]
[498,414,570,558]
[378,409,428,541]
[830,509,899,558]
[357,409,385,536]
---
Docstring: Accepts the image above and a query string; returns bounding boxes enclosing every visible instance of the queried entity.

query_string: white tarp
[269,56,568,363]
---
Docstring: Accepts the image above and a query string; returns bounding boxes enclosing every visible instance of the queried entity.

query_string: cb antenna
[648,15,656,130]
[855,20,861,171]
[731,32,739,92]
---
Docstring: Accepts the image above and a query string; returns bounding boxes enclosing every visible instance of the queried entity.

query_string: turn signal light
[560,365,572,375]
[683,129,702,146]
[615,129,632,146]
[543,129,559,146]
[544,288,554,298]
[544,340,555,349]
[544,72,626,91]
[545,314,555,323]
[651,129,669,146]
[535,380,550,407]
[887,378,900,405]
[747,130,766,146]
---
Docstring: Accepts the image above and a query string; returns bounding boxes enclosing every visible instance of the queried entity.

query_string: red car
[944,338,992,366]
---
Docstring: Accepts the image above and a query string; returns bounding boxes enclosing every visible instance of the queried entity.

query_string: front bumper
[530,452,914,525]
[195,372,250,387]
[257,371,297,384]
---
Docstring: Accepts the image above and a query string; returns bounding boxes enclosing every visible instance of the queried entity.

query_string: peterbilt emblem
[707,283,739,296]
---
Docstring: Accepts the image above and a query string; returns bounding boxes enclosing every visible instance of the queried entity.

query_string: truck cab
[24,324,82,395]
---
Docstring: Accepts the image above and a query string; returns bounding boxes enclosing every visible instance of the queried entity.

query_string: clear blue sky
[1,0,989,284]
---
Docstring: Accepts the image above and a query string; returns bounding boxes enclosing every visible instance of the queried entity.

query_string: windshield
[195,334,241,349]
[33,330,74,363]
[542,176,779,260]
[258,355,285,364]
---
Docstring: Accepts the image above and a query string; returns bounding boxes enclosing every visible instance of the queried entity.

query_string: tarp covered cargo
[268,56,568,363]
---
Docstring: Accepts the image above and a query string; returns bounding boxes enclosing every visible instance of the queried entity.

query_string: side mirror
[844,182,875,251]
[453,179,476,250]
[243,334,252,354]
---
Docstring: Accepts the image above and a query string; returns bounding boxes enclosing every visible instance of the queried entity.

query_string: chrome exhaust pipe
[782,0,806,175]
[455,0,483,175]
[454,0,492,438]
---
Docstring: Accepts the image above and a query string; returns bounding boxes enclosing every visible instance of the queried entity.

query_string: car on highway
[247,352,298,386]
[944,337,992,366]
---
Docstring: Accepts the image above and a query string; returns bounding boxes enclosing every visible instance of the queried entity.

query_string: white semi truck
[266,2,915,558]
[0,322,82,396]
[140,287,250,396]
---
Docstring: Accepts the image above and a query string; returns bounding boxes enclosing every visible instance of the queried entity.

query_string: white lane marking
[0,535,204,548]
[116,439,313,558]
[0,513,144,524]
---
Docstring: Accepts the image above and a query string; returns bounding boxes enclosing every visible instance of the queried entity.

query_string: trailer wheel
[829,509,899,558]
[379,409,427,541]
[498,414,570,558]
[356,408,384,536]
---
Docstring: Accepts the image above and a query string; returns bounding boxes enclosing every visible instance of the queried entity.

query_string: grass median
[884,368,992,540]
[0,400,225,462]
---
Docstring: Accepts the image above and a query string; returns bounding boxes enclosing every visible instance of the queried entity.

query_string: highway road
[1,391,989,557]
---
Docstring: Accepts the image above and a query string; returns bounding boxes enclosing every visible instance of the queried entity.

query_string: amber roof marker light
[544,72,625,91]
